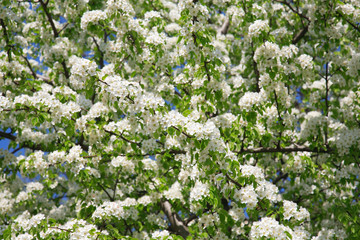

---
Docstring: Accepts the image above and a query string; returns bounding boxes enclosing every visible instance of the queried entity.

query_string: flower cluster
[238,92,266,111]
[92,198,138,220]
[248,20,269,38]
[283,200,310,221]
[250,217,309,240]
[300,111,327,140]
[2,0,360,239]
[185,120,220,140]
[164,182,183,201]
[190,181,210,202]
[81,10,107,30]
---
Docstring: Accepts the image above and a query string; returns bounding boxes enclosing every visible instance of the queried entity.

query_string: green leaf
[194,139,201,149]
[168,127,175,136]
[177,35,183,44]
[183,109,193,117]
[215,91,222,100]
[31,117,38,126]
[131,142,138,151]
[284,231,293,239]
[2,226,11,240]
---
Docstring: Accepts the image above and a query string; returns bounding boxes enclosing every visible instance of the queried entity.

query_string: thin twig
[234,145,332,154]
[92,36,104,69]
[104,129,140,146]
[324,62,329,145]
[22,55,37,79]
[337,11,360,33]
[251,42,260,92]
[225,173,243,188]
[58,22,69,35]
[172,126,192,138]
[98,183,114,201]
[274,0,310,22]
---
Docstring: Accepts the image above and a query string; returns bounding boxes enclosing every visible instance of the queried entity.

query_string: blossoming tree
[1,0,360,239]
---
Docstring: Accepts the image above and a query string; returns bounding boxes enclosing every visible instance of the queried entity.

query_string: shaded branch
[184,214,198,226]
[60,60,70,79]
[184,205,211,225]
[273,172,289,184]
[325,62,329,145]
[273,91,284,126]
[92,36,104,69]
[112,170,120,200]
[39,0,58,38]
[292,25,309,44]
[97,77,109,86]
[12,147,21,154]
[99,149,186,162]
[174,90,183,98]
[203,60,211,82]
[0,18,12,61]
[225,173,243,188]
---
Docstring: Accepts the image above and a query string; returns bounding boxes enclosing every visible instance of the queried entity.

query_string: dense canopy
[1,0,360,239]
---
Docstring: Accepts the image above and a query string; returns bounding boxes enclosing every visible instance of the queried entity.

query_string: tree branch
[39,0,69,79]
[0,19,12,61]
[160,200,189,239]
[0,131,16,141]
[203,60,211,82]
[218,17,230,35]
[106,149,186,159]
[174,90,183,98]
[49,226,72,233]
